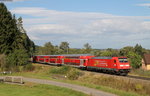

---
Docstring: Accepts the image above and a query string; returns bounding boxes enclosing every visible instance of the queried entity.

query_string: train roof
[91,57,112,59]
[33,54,93,57]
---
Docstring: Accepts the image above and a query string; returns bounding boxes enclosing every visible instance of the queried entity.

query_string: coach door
[62,59,64,65]
[80,59,84,67]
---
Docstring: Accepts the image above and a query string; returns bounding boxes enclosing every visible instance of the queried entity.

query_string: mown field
[0,82,88,96]
[1,64,150,96]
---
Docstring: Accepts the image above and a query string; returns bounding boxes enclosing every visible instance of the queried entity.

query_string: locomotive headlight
[125,65,129,66]
[120,65,124,66]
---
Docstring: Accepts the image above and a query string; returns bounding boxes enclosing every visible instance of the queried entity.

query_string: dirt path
[0,76,116,96]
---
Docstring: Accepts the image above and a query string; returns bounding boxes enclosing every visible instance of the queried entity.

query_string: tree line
[0,3,35,71]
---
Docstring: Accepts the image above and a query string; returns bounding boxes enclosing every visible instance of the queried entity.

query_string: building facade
[142,54,150,70]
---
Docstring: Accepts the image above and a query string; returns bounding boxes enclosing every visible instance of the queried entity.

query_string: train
[32,54,130,76]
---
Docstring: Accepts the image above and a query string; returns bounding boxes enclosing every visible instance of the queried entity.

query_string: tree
[0,3,35,55]
[83,43,92,53]
[59,42,69,54]
[127,51,142,69]
[0,54,7,71]
[17,17,35,56]
[0,3,35,71]
[43,42,55,55]
[0,3,20,54]
[7,49,29,71]
[134,44,144,56]
[17,17,26,33]
[119,46,134,56]
[101,50,113,56]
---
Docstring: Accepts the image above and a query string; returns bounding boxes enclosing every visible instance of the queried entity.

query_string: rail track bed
[127,75,150,81]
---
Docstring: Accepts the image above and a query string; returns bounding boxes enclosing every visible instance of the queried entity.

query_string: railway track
[127,75,150,81]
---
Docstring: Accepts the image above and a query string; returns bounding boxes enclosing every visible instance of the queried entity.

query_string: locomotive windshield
[118,58,128,63]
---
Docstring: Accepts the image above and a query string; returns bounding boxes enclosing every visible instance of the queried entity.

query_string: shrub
[67,68,83,80]
[49,66,71,74]
[6,49,30,72]
[49,66,83,80]
[0,54,7,71]
[23,63,35,71]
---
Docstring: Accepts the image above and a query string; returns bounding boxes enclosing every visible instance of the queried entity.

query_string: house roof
[143,54,150,65]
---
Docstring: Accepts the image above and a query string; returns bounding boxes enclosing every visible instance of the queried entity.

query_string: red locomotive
[32,54,130,76]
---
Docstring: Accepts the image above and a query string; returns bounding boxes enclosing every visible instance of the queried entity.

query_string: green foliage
[134,44,143,55]
[83,43,92,53]
[23,63,35,71]
[0,54,7,71]
[35,42,64,55]
[120,46,134,56]
[49,66,83,80]
[6,49,29,71]
[127,51,142,68]
[36,42,55,55]
[101,50,113,56]
[0,3,35,54]
[0,3,35,71]
[0,83,87,96]
[67,68,83,80]
[0,3,20,54]
[59,42,69,54]
[0,3,35,55]
[119,44,145,69]
[49,66,71,74]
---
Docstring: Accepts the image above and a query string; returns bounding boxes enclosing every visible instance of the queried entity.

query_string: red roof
[143,54,150,65]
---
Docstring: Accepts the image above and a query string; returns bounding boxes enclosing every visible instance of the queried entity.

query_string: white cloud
[136,3,150,7]
[13,0,28,2]
[11,7,150,48]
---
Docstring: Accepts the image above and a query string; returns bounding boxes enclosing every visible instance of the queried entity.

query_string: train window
[84,60,86,63]
[118,58,128,63]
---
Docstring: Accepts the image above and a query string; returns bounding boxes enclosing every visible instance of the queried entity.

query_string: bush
[0,54,7,71]
[127,51,142,69]
[23,63,35,71]
[6,49,30,72]
[49,66,71,74]
[67,68,83,80]
[49,66,83,80]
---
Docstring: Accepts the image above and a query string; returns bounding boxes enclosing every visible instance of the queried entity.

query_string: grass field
[0,82,88,96]
[0,64,149,96]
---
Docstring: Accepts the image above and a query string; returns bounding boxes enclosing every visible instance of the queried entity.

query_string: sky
[2,0,150,49]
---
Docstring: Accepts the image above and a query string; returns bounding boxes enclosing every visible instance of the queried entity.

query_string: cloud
[13,0,28,2]
[136,3,150,7]
[11,7,150,48]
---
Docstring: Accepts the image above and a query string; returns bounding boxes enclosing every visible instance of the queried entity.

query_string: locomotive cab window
[118,58,128,63]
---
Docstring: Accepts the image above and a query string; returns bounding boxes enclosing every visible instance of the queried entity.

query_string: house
[142,54,150,70]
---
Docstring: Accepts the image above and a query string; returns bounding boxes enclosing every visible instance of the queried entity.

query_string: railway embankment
[0,64,150,96]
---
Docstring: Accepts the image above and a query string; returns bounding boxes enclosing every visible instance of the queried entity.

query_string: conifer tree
[0,3,20,54]
[0,3,35,71]
[0,3,35,55]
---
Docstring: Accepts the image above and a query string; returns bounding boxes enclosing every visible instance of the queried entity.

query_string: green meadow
[0,82,88,96]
